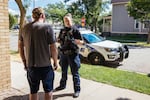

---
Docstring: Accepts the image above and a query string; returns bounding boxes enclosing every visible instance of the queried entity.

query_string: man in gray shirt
[18,7,58,100]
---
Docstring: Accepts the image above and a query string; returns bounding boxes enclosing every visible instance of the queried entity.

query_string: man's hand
[23,59,27,71]
[50,43,58,71]
[53,63,58,70]
[24,66,27,71]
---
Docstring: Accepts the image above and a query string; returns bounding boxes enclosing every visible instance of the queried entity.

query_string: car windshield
[82,33,105,43]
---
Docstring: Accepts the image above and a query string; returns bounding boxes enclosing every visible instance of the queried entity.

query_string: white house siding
[111,1,148,34]
[112,3,135,34]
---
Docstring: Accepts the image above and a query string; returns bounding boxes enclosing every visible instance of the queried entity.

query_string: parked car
[57,29,129,65]
[12,24,19,30]
[79,30,129,65]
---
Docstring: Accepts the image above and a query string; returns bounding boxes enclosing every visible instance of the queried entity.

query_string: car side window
[82,33,102,43]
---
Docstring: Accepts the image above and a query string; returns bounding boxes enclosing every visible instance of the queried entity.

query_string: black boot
[54,86,66,91]
[73,91,80,98]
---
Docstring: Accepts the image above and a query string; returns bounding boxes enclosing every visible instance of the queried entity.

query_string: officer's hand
[74,39,79,44]
[82,41,86,45]
[74,39,85,45]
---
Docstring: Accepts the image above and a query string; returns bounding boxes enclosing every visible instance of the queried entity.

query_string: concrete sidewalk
[1,61,150,100]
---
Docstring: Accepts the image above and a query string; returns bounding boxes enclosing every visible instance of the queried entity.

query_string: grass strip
[79,64,150,95]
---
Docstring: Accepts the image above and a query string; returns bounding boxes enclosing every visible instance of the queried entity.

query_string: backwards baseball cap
[32,7,44,19]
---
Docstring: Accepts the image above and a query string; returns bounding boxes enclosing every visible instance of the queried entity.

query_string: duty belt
[62,50,78,55]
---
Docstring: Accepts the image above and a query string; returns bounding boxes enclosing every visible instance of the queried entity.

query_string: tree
[67,1,84,25]
[66,0,110,33]
[9,13,17,29]
[127,0,150,44]
[84,0,103,33]
[14,0,31,52]
[44,2,67,25]
[15,0,31,34]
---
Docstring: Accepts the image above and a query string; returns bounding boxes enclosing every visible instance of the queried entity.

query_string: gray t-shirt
[19,21,56,67]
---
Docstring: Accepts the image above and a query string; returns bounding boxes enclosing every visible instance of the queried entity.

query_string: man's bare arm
[50,43,58,70]
[18,40,27,70]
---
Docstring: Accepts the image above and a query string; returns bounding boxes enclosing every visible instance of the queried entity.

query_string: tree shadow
[80,56,120,68]
[3,94,29,100]
[3,92,73,100]
[53,93,73,99]
[103,62,120,68]
[116,97,131,100]
[81,60,120,68]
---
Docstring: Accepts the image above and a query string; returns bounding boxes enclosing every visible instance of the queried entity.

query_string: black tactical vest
[59,28,78,52]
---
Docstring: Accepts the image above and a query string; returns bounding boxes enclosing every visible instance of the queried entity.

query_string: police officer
[55,13,84,98]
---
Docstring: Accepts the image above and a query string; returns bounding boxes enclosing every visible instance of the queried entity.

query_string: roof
[111,0,129,3]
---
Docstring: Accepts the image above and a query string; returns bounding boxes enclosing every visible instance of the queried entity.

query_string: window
[82,33,104,43]
[134,20,140,29]
[143,21,149,29]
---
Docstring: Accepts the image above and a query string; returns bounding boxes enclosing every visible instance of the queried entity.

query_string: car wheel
[89,53,104,65]
[79,54,89,64]
[79,54,84,61]
[124,45,129,58]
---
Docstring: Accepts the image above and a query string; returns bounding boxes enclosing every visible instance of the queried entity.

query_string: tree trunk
[19,13,26,35]
[94,18,98,33]
[91,26,94,31]
[147,31,150,44]
[147,24,150,44]
[94,22,97,33]
[15,0,26,33]
[15,0,26,52]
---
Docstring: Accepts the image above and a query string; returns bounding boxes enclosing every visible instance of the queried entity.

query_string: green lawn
[106,34,147,43]
[79,64,150,95]
[106,34,150,47]
[10,50,18,54]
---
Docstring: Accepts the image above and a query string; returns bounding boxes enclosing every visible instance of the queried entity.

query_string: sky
[8,0,111,16]
[9,0,67,16]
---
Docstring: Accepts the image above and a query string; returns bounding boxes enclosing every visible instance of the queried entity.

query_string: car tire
[124,45,129,58]
[89,53,104,65]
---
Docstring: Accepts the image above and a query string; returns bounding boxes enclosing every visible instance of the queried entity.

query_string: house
[110,0,147,35]
[102,15,112,33]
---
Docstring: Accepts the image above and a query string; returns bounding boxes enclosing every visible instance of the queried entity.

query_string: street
[118,46,150,74]
[10,32,150,74]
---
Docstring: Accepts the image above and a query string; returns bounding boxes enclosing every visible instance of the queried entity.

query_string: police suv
[79,29,129,65]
